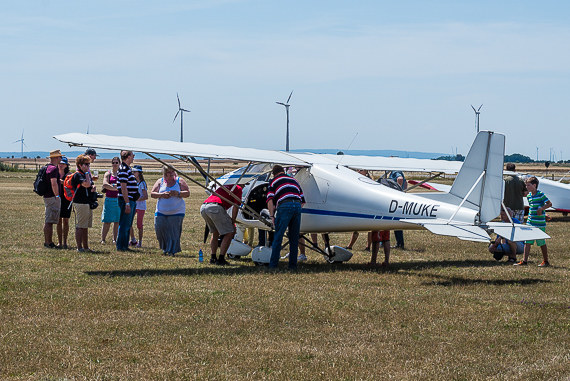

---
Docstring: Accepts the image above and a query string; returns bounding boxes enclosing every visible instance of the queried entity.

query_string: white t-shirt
[135,181,147,210]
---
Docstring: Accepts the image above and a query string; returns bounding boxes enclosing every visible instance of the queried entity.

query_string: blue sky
[2,0,569,159]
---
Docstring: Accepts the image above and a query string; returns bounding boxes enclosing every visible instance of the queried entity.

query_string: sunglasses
[112,161,119,164]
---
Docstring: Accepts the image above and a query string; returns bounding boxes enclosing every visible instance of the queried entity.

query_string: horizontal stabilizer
[401,219,490,242]
[486,222,550,242]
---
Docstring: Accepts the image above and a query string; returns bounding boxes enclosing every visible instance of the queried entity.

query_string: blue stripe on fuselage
[301,208,400,221]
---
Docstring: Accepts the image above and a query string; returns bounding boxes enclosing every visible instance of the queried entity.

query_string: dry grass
[0,172,568,380]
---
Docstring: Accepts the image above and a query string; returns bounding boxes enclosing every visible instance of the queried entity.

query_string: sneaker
[538,261,550,267]
[514,260,527,266]
[298,254,308,262]
[44,242,56,249]
[77,248,85,253]
[216,257,229,266]
[129,239,138,246]
[281,253,290,259]
[209,256,217,264]
[364,247,370,252]
[135,242,142,248]
[507,258,517,263]
[100,240,106,244]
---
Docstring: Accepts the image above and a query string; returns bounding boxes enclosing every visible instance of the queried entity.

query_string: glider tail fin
[449,131,505,224]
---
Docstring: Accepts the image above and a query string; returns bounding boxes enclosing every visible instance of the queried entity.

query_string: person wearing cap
[130,165,148,248]
[84,148,99,181]
[56,156,71,249]
[43,150,62,248]
[84,148,98,163]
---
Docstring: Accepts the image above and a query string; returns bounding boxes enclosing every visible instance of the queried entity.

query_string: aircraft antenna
[470,104,483,133]
[173,93,191,142]
[336,132,358,169]
[276,90,293,152]
[13,130,27,158]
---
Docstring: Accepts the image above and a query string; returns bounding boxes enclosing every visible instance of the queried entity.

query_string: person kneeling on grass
[488,208,524,263]
[515,176,552,267]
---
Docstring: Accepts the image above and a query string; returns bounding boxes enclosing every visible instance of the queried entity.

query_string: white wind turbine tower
[276,90,293,152]
[471,104,483,133]
[13,130,27,158]
[173,93,190,142]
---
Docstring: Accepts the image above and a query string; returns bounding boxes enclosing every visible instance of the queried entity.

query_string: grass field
[0,172,568,380]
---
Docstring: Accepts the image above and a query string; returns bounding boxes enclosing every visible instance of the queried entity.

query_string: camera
[89,192,104,210]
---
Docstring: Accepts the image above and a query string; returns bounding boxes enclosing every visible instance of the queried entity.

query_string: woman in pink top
[100,157,121,243]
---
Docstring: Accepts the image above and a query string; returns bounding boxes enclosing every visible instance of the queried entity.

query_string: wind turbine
[471,104,483,133]
[173,93,190,142]
[276,90,293,152]
[13,130,27,158]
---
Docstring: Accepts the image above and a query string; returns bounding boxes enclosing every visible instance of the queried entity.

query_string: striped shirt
[266,174,305,207]
[117,162,139,200]
[526,190,550,227]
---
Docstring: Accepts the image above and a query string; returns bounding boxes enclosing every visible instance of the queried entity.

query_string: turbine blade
[173,110,180,123]
[471,105,476,112]
[478,104,483,111]
[276,102,285,106]
[287,90,293,103]
[181,108,190,112]
[177,93,181,108]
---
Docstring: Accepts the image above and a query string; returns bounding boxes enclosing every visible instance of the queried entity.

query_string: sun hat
[48,149,63,158]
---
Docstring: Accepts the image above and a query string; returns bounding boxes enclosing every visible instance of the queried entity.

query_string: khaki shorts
[74,203,93,229]
[200,203,234,236]
[44,196,61,224]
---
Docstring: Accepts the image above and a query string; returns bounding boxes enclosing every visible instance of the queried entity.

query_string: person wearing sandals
[101,157,121,244]
[71,154,95,252]
[130,165,148,248]
[151,166,190,256]
[515,176,553,267]
[56,156,71,249]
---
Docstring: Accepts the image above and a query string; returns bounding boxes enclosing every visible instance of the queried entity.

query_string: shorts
[524,227,547,247]
[371,230,390,243]
[513,209,525,223]
[44,196,61,224]
[74,203,93,229]
[494,241,524,254]
[200,203,234,236]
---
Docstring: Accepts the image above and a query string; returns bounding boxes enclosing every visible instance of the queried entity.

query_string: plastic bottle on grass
[198,249,203,263]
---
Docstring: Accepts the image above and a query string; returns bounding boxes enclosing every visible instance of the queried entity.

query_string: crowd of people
[40,151,554,269]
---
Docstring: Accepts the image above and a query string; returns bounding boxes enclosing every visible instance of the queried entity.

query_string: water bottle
[198,249,203,263]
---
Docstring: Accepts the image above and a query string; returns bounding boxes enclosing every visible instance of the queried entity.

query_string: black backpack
[33,165,50,196]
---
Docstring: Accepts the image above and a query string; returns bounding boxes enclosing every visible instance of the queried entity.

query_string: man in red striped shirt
[266,165,305,270]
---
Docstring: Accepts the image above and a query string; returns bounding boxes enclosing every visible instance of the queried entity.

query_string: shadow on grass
[414,272,552,287]
[84,258,553,282]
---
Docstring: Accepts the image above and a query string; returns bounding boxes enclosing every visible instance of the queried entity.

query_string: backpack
[33,165,50,196]
[63,173,76,201]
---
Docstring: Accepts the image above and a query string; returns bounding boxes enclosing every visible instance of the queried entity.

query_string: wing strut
[144,153,272,228]
[405,172,444,192]
[446,170,485,223]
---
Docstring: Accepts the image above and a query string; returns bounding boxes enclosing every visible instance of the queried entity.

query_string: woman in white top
[150,166,190,256]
